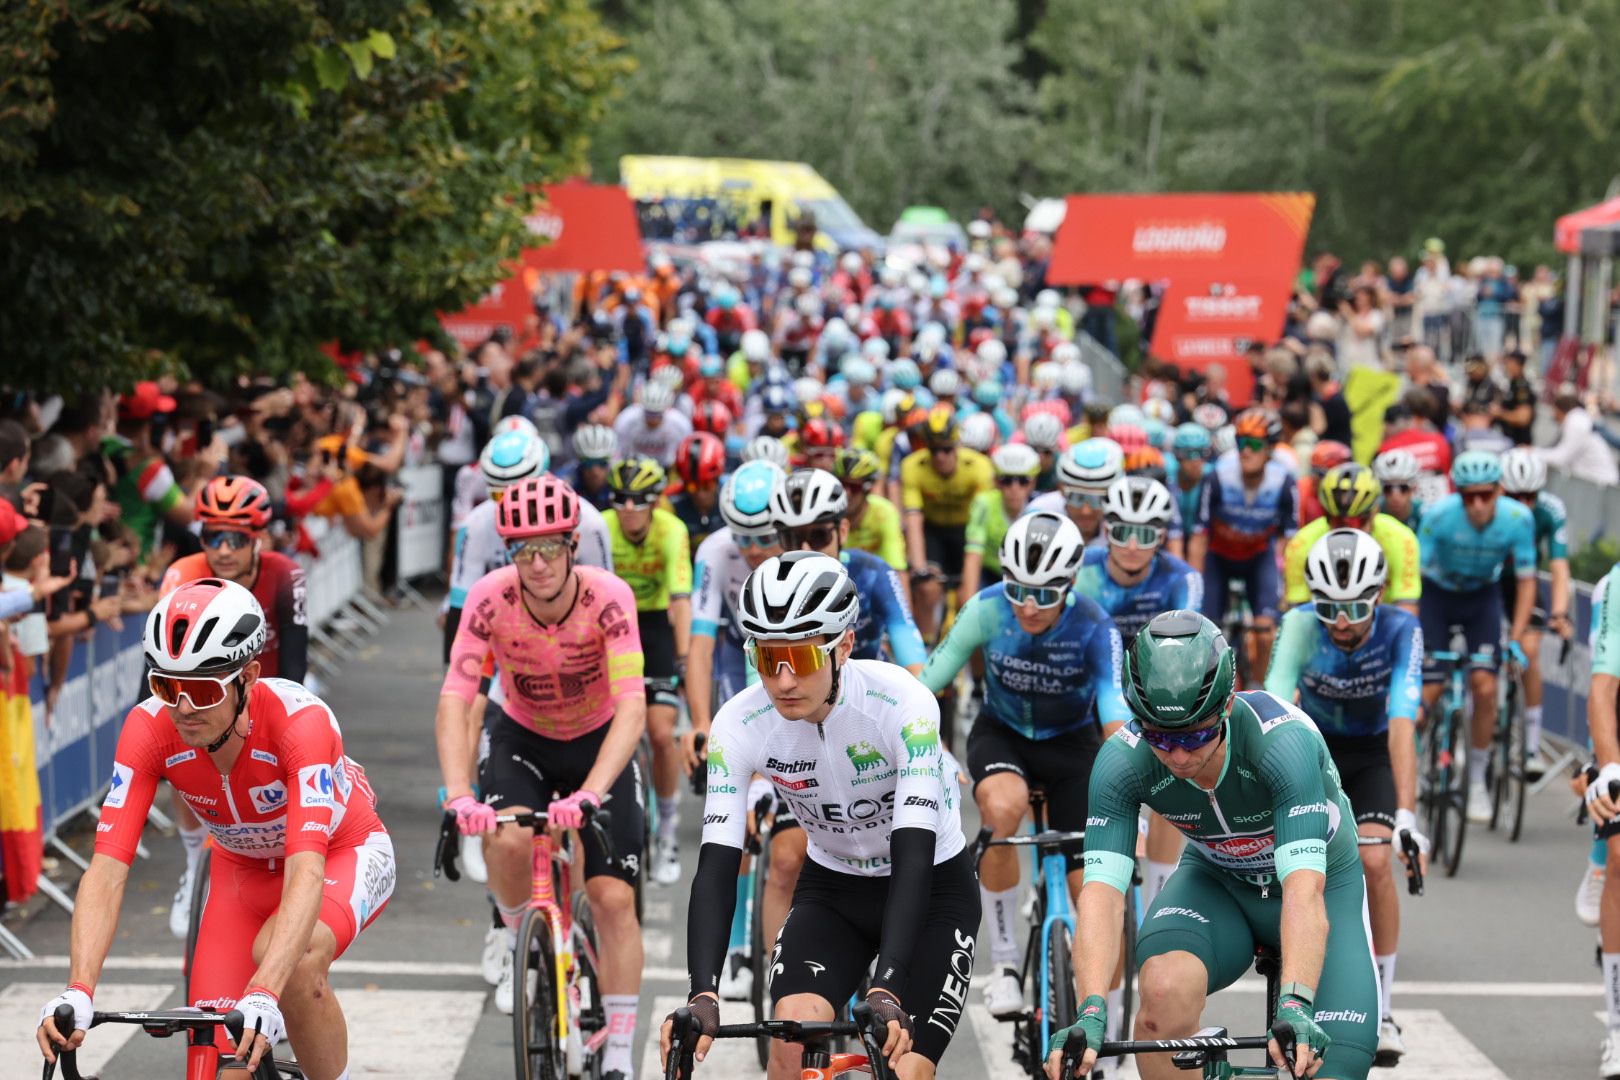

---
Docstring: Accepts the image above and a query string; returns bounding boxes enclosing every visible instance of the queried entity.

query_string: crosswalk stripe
[337,987,486,1078]
[962,1004,1142,1079]
[1391,1009,1510,1078]
[0,982,170,1075]
[640,994,766,1077]
[644,928,674,963]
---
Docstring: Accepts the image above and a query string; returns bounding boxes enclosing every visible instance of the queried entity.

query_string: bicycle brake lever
[45,1003,82,1080]
[1400,832,1425,896]
[850,1002,894,1080]
[688,733,708,797]
[1269,1018,1301,1079]
[433,811,461,882]
[582,805,615,864]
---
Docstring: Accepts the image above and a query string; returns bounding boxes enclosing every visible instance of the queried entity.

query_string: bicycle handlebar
[969,825,1086,869]
[664,1001,894,1080]
[1061,1029,1289,1079]
[1355,835,1425,895]
[433,804,614,882]
[1580,764,1620,839]
[46,1004,259,1080]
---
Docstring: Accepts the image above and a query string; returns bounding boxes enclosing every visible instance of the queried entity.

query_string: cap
[1424,237,1445,254]
[0,500,27,545]
[119,381,177,420]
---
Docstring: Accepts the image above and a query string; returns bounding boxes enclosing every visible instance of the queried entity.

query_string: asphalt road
[0,604,1602,1079]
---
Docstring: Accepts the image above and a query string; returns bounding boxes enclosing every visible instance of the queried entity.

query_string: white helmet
[1372,448,1421,485]
[495,415,539,439]
[1103,476,1174,526]
[741,329,772,363]
[652,364,687,391]
[737,552,860,641]
[960,412,998,453]
[1036,288,1062,309]
[1022,412,1064,452]
[1212,424,1236,457]
[1058,362,1091,398]
[880,388,912,426]
[977,339,1009,368]
[770,469,849,529]
[741,435,790,468]
[964,253,987,273]
[480,428,550,493]
[1032,361,1061,393]
[1500,448,1546,495]
[792,250,815,269]
[929,368,961,398]
[1141,397,1178,425]
[1050,341,1081,365]
[888,357,921,389]
[841,357,876,387]
[840,252,864,274]
[1032,307,1056,330]
[641,381,676,413]
[993,286,1020,309]
[1304,528,1388,605]
[721,459,786,532]
[1058,438,1124,490]
[145,578,267,677]
[794,376,825,406]
[788,266,813,289]
[1107,404,1146,430]
[862,337,891,362]
[1000,512,1085,588]
[795,291,822,317]
[879,265,904,289]
[917,323,948,351]
[1192,403,1228,431]
[992,442,1041,477]
[572,424,617,461]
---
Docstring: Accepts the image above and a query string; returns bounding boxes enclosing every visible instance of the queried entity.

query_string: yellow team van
[619,155,882,253]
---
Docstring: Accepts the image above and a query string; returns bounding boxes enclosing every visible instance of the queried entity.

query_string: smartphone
[197,417,214,448]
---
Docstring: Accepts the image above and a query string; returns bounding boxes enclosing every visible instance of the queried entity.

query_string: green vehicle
[887,206,967,253]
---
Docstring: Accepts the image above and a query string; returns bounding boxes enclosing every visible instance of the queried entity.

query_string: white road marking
[643,928,674,963]
[0,954,696,984]
[0,982,170,1074]
[963,1004,1141,1079]
[640,994,765,1078]
[1390,1009,1511,1078]
[336,987,485,1078]
[643,897,673,923]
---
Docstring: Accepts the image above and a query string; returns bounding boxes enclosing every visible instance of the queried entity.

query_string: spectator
[1414,244,1450,356]
[1473,257,1514,360]
[1404,344,1451,424]
[1537,390,1620,485]
[1494,350,1536,445]
[1454,400,1513,455]
[1458,354,1499,415]
[1384,255,1416,340]
[1306,349,1353,446]
[1536,278,1566,374]
[107,382,212,557]
[1519,264,1559,357]
[1337,285,1386,369]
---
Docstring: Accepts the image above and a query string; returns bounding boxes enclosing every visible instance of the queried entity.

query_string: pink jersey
[97,678,384,866]
[442,565,645,739]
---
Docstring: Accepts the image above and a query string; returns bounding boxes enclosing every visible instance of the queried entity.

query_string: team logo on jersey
[165,750,196,768]
[251,749,279,767]
[299,764,335,808]
[249,780,288,814]
[845,741,888,775]
[707,741,730,777]
[104,762,134,809]
[900,717,938,761]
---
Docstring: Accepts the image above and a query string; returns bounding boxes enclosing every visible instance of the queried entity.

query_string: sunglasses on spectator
[1314,598,1376,624]
[1382,483,1412,495]
[1003,578,1068,609]
[732,530,780,551]
[782,523,840,551]
[996,475,1034,489]
[149,671,236,710]
[1139,719,1224,753]
[1106,521,1164,548]
[1237,436,1270,453]
[746,637,837,677]
[612,493,659,510]
[1063,489,1106,509]
[1460,487,1496,505]
[507,537,572,563]
[200,529,254,551]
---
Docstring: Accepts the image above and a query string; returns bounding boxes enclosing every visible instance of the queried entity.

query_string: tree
[0,0,626,395]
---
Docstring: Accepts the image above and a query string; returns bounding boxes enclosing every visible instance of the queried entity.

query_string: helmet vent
[189,617,218,654]
[222,613,261,648]
[168,616,190,657]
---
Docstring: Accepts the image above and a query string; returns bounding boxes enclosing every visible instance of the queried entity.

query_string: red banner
[1555,195,1620,254]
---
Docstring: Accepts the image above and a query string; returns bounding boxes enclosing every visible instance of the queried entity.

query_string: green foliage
[0,0,626,395]
[1571,538,1620,587]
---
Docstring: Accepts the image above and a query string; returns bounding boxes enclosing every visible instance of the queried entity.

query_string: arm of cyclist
[1187,475,1213,573]
[871,563,927,675]
[1587,587,1620,821]
[233,849,325,1068]
[1272,869,1331,1075]
[1550,556,1573,639]
[1089,620,1130,737]
[958,549,983,603]
[36,853,129,1062]
[876,502,909,572]
[437,582,497,826]
[1506,514,1539,647]
[902,508,929,579]
[917,592,993,693]
[277,563,310,685]
[682,633,716,772]
[1388,621,1427,870]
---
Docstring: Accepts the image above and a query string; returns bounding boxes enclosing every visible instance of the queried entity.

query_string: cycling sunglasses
[841,480,873,497]
[746,638,838,677]
[611,493,660,510]
[782,523,839,551]
[1003,577,1068,609]
[200,529,254,551]
[1106,521,1164,548]
[507,537,572,564]
[996,475,1034,489]
[1063,489,1106,509]
[732,530,780,551]
[1381,483,1412,495]
[149,671,236,710]
[1139,719,1224,754]
[1313,598,1376,625]
[1460,487,1496,505]
[1236,436,1271,453]
[579,457,611,470]
[1174,448,1209,462]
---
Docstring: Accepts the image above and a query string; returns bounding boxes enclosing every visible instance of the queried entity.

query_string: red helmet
[674,432,727,487]
[799,417,846,451]
[496,476,580,541]
[1109,423,1148,452]
[691,400,734,437]
[195,476,271,531]
[1309,440,1352,475]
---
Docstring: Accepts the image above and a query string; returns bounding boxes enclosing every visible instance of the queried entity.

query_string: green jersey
[963,489,1012,574]
[1084,690,1360,893]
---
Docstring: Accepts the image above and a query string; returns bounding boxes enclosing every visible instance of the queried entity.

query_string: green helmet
[1122,610,1235,729]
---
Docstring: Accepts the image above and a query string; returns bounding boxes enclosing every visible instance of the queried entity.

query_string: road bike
[1219,580,1255,689]
[1486,649,1528,841]
[663,1000,894,1080]
[44,1002,301,1080]
[436,805,613,1080]
[1418,648,1491,877]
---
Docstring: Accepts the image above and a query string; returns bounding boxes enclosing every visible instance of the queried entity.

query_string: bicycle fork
[1036,852,1076,1052]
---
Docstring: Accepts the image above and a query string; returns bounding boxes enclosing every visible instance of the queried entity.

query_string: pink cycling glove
[546,789,601,831]
[446,794,496,836]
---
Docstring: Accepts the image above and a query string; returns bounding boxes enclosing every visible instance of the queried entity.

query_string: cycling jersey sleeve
[447,523,477,608]
[1081,735,1148,893]
[575,503,615,572]
[899,455,925,513]
[442,573,501,704]
[1510,511,1538,579]
[1277,472,1299,538]
[691,552,722,639]
[963,492,991,554]
[686,842,744,997]
[1088,621,1130,728]
[1255,700,1335,881]
[1387,618,1423,723]
[1381,517,1422,603]
[277,700,349,858]
[886,680,945,833]
[1194,473,1216,535]
[870,564,926,668]
[276,564,309,685]
[918,591,992,693]
[1281,526,1312,606]
[1262,608,1312,702]
[871,685,945,992]
[1173,559,1203,612]
[1543,494,1571,562]
[93,706,165,865]
[600,575,647,702]
[873,499,908,571]
[663,518,693,597]
[1596,569,1620,678]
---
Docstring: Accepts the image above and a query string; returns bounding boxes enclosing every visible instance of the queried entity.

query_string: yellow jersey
[900,447,993,529]
[1282,513,1420,608]
[847,494,907,570]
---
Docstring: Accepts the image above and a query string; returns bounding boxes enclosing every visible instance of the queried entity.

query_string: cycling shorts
[1499,572,1548,630]
[1200,550,1280,623]
[923,523,967,581]
[767,848,980,1064]
[1135,855,1378,1079]
[1418,578,1502,683]
[479,709,646,885]
[713,641,749,710]
[639,612,681,710]
[1324,734,1396,830]
[966,719,1101,873]
[189,832,395,1049]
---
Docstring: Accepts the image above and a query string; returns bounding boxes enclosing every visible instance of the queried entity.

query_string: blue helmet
[889,359,922,390]
[713,286,739,311]
[480,428,549,491]
[760,385,794,414]
[1451,450,1502,488]
[1173,423,1212,457]
[972,380,1004,408]
[698,353,724,378]
[1142,418,1170,451]
[722,460,786,532]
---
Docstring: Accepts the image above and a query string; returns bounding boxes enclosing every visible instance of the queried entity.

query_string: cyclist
[567,423,619,512]
[1372,449,1423,534]
[1282,462,1420,616]
[1048,610,1379,1080]
[1583,564,1620,1077]
[1265,529,1428,1066]
[1188,407,1298,682]
[835,446,907,572]
[1298,441,1353,527]
[919,512,1128,1019]
[1170,423,1212,535]
[1027,437,1124,547]
[798,415,846,472]
[1417,450,1538,825]
[437,476,647,1074]
[1075,477,1201,645]
[1499,447,1574,778]
[616,380,692,467]
[743,433,791,470]
[156,476,309,939]
[38,580,392,1080]
[960,443,1042,601]
[604,455,693,886]
[669,431,728,550]
[901,406,993,642]
[1021,412,1066,493]
[662,552,977,1080]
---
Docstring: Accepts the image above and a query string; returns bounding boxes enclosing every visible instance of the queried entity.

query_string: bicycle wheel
[571,893,606,1080]
[750,843,773,1069]
[1501,688,1529,842]
[1441,709,1469,877]
[513,907,564,1080]
[1418,719,1445,857]
[1044,921,1078,1051]
[182,855,211,1003]
[634,738,654,921]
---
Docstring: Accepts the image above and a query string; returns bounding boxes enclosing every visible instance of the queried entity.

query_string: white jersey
[614,405,692,467]
[702,659,965,877]
[448,496,612,607]
[691,530,751,650]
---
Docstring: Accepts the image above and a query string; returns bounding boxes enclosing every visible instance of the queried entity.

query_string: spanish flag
[0,642,42,903]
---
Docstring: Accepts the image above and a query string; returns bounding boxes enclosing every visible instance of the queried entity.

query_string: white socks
[1606,954,1620,1030]
[1142,860,1177,914]
[657,797,679,843]
[1526,705,1543,754]
[981,885,1021,968]
[1376,953,1396,1019]
[178,825,207,870]
[604,994,638,1075]
[496,900,527,934]
[1468,748,1489,786]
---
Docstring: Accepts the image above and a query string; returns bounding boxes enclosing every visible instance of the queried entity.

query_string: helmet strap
[205,676,251,753]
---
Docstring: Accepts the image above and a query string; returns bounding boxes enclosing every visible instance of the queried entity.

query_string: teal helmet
[1173,423,1212,457]
[972,380,1004,408]
[1122,610,1235,729]
[1450,450,1502,488]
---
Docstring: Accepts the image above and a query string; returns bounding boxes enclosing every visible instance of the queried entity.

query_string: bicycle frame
[528,828,605,1062]
[1034,843,1075,1052]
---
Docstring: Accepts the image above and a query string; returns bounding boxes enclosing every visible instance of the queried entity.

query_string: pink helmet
[497,476,581,541]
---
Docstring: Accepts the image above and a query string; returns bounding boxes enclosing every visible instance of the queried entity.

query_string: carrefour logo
[299,764,335,808]
[103,762,134,809]
[249,781,288,814]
